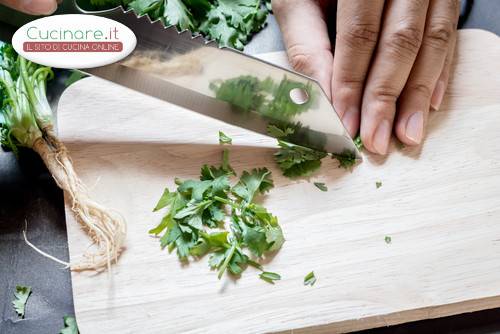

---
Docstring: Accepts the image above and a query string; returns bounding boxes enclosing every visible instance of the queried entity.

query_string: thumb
[0,0,57,15]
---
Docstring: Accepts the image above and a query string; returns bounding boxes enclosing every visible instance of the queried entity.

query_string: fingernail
[431,80,446,110]
[405,111,424,144]
[22,0,57,15]
[372,120,391,155]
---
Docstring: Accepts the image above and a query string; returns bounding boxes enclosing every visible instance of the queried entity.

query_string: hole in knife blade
[289,88,309,105]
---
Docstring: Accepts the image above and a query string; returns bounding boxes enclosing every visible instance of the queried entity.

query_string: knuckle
[384,25,423,60]
[425,20,454,50]
[287,44,314,73]
[339,20,380,52]
[407,82,433,98]
[370,84,400,103]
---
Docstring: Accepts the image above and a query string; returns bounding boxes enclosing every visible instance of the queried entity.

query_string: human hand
[273,0,460,155]
[0,0,57,15]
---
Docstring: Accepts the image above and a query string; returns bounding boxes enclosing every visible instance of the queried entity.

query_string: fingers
[332,0,385,137]
[430,20,457,111]
[273,0,334,99]
[395,0,460,146]
[0,0,57,15]
[360,0,430,155]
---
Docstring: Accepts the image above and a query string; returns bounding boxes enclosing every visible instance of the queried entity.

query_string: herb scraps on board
[354,135,363,150]
[150,132,284,280]
[313,182,328,192]
[376,181,382,189]
[12,285,31,318]
[87,0,272,50]
[304,271,316,286]
[60,316,79,334]
[259,271,281,284]
[385,236,392,244]
[218,131,232,145]
[0,43,126,271]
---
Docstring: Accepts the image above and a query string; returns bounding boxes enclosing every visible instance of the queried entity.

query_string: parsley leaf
[219,131,232,145]
[59,315,79,334]
[304,271,316,286]
[385,236,392,244]
[232,168,273,203]
[354,135,364,150]
[259,271,281,284]
[376,181,382,189]
[12,285,31,318]
[314,182,327,192]
[332,149,357,171]
[274,140,327,178]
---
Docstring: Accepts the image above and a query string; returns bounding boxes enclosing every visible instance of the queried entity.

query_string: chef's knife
[0,2,360,158]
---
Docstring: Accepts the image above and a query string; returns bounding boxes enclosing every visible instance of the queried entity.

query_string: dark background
[1,0,500,333]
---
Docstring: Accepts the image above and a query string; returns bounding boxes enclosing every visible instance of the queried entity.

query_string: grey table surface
[1,1,500,333]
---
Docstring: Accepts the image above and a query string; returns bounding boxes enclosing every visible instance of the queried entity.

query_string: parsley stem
[217,241,237,279]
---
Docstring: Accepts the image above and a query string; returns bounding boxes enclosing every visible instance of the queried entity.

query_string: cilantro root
[1,44,126,272]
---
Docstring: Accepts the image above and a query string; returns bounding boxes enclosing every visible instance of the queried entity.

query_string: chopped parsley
[274,140,327,178]
[218,131,232,145]
[376,181,382,189]
[354,135,363,150]
[259,271,281,284]
[314,182,328,192]
[12,285,31,318]
[304,271,316,286]
[150,146,284,279]
[59,316,79,334]
[332,149,357,171]
[385,236,392,244]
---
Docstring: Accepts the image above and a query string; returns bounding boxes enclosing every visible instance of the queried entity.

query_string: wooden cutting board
[58,29,500,334]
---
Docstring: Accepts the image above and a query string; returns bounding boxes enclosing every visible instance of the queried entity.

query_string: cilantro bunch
[150,143,284,279]
[87,0,271,50]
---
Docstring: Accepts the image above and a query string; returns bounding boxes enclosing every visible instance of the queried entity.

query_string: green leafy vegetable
[274,140,327,178]
[151,143,284,279]
[259,271,281,284]
[304,271,316,286]
[385,236,392,244]
[89,0,271,50]
[354,135,363,150]
[332,149,357,171]
[218,131,232,145]
[12,285,31,318]
[60,315,79,334]
[376,181,382,189]
[1,43,126,272]
[314,182,327,192]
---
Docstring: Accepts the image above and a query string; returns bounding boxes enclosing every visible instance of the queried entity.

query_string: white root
[23,220,70,268]
[32,137,127,272]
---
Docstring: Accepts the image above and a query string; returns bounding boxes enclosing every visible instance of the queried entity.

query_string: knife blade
[1,6,360,157]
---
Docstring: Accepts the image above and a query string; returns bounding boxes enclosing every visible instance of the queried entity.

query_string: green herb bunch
[150,137,284,279]
[88,0,271,50]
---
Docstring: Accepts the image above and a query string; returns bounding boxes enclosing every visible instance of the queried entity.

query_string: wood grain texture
[58,29,500,334]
